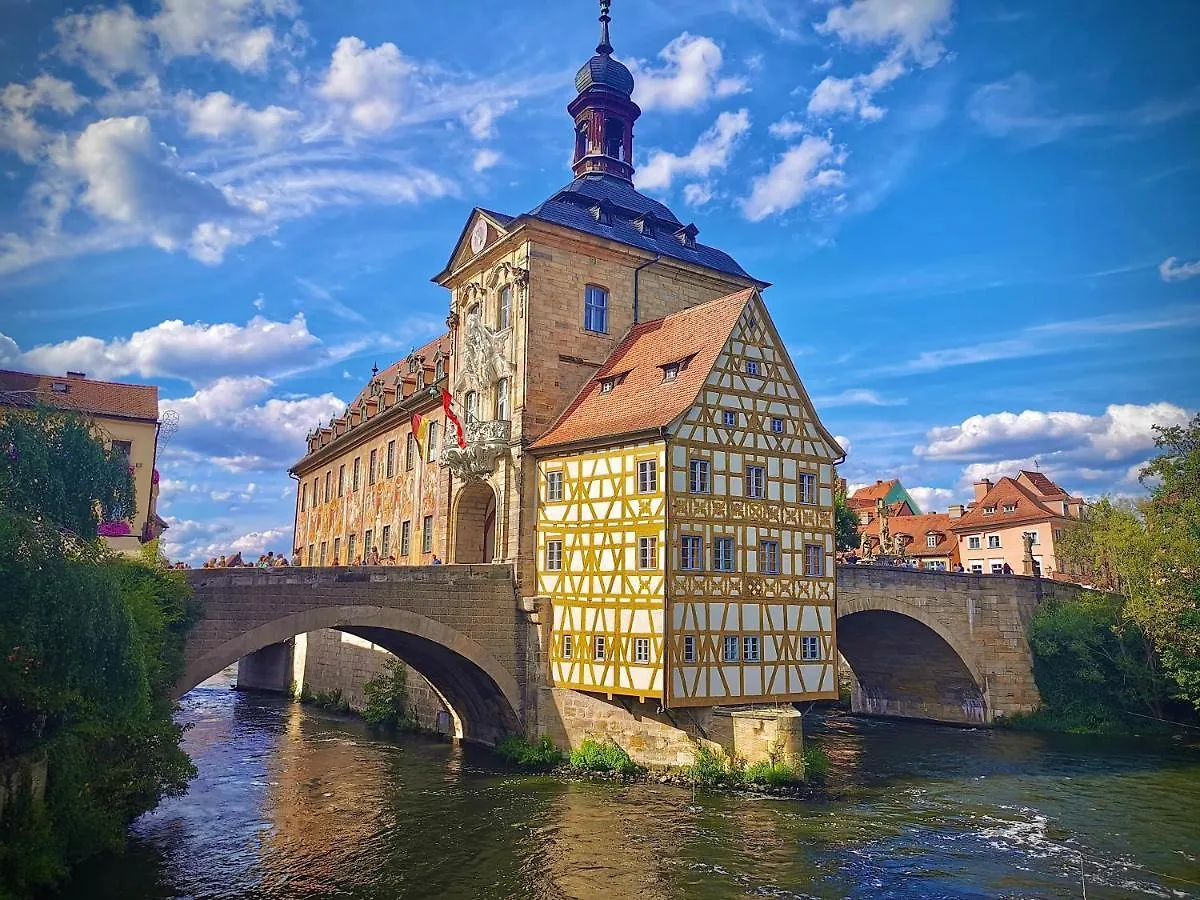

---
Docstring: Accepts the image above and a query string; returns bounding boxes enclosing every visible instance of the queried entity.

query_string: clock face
[470,219,488,254]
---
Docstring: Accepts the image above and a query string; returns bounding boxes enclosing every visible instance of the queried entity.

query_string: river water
[66,670,1200,899]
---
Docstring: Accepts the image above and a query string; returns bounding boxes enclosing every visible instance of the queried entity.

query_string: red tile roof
[0,369,158,422]
[1017,470,1069,499]
[950,476,1067,532]
[848,479,900,509]
[861,512,958,558]
[348,333,451,410]
[531,289,756,451]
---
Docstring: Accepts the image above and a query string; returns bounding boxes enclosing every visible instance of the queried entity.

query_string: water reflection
[64,672,1200,900]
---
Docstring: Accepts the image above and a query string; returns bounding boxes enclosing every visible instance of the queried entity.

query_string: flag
[442,389,467,449]
[411,413,429,458]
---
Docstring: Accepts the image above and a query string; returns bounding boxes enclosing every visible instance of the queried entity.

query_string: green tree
[833,491,860,553]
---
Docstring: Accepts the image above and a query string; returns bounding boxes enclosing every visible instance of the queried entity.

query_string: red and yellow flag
[442,389,467,449]
[410,413,429,458]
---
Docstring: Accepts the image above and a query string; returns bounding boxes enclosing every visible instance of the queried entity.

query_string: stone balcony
[442,418,512,480]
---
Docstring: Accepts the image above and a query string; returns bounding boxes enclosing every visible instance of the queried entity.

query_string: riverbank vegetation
[361,659,419,732]
[1017,416,1200,734]
[688,742,829,789]
[0,409,198,898]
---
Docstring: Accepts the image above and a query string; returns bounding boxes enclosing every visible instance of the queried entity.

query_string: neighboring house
[532,289,844,706]
[859,512,961,570]
[848,479,921,523]
[0,368,164,555]
[949,473,1083,576]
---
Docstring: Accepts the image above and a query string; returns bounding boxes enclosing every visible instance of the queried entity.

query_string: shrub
[568,739,641,776]
[310,688,351,714]
[688,743,745,786]
[802,745,830,785]
[361,659,417,731]
[745,758,804,787]
[495,735,565,771]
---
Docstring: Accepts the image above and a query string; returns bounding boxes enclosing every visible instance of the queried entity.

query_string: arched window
[495,378,510,422]
[605,118,625,160]
[465,391,478,423]
[435,357,445,381]
[416,369,425,389]
[498,285,512,330]
[575,121,589,159]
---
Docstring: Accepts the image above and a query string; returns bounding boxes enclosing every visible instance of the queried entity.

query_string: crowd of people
[201,551,291,568]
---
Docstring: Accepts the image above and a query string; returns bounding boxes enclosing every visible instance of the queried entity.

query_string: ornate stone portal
[441,307,514,482]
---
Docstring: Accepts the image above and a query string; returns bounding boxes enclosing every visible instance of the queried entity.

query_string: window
[593,635,607,660]
[312,477,318,505]
[301,483,307,511]
[406,433,416,471]
[498,285,512,330]
[799,473,816,505]
[680,535,703,571]
[682,636,697,663]
[662,362,679,382]
[713,537,735,572]
[984,506,996,515]
[347,533,356,562]
[760,540,780,575]
[968,536,982,550]
[600,378,615,394]
[428,421,439,459]
[746,465,765,498]
[988,535,1001,549]
[723,635,740,662]
[584,285,609,333]
[464,391,478,423]
[401,521,411,556]
[307,544,314,566]
[563,634,573,659]
[352,457,361,491]
[689,458,710,494]
[969,562,984,574]
[546,470,563,501]
[743,636,760,662]
[545,540,563,571]
[422,516,433,553]
[369,449,377,485]
[381,525,391,557]
[319,541,327,566]
[634,638,650,664]
[604,118,624,159]
[637,460,657,493]
[1003,503,1016,513]
[364,529,373,556]
[1024,531,1040,545]
[111,439,132,460]
[638,536,658,569]
[801,636,821,661]
[804,543,824,577]
[325,471,332,502]
[924,560,946,571]
[386,440,396,478]
[745,360,759,376]
[338,465,345,496]
[722,410,737,427]
[333,537,341,565]
[991,562,1005,574]
[927,534,939,548]
[435,358,445,381]
[495,378,510,421]
[770,417,784,434]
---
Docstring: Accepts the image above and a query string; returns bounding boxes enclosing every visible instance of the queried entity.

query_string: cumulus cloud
[318,36,414,134]
[163,517,294,563]
[1160,256,1200,282]
[183,91,300,147]
[814,0,953,65]
[629,33,747,112]
[740,133,846,222]
[462,99,515,140]
[807,54,906,121]
[636,109,750,192]
[0,75,86,162]
[0,314,328,386]
[472,148,501,172]
[907,485,957,513]
[768,116,806,139]
[55,4,150,79]
[683,182,714,206]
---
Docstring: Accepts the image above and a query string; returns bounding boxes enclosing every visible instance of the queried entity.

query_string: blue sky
[0,0,1196,562]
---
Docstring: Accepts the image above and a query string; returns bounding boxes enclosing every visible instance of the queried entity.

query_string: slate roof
[0,368,158,421]
[576,53,635,96]
[532,289,756,451]
[525,174,765,286]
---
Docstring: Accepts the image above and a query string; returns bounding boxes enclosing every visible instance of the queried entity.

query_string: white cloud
[815,0,953,65]
[907,485,957,513]
[768,115,806,139]
[0,314,326,386]
[1160,256,1200,282]
[815,388,906,407]
[834,434,853,455]
[629,33,747,112]
[636,109,750,192]
[740,133,846,222]
[55,4,150,79]
[163,517,294,563]
[0,75,86,162]
[472,148,501,172]
[318,36,414,134]
[683,182,714,206]
[462,99,515,140]
[915,403,1192,463]
[806,53,906,122]
[183,91,300,147]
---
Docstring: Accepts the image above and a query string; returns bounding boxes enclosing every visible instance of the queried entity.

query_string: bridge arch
[837,597,989,725]
[175,605,522,744]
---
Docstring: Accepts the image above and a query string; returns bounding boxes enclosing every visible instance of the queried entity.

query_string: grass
[495,735,566,772]
[687,741,830,789]
[568,739,642,776]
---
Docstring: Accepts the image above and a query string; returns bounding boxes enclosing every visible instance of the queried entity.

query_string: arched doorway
[453,480,497,564]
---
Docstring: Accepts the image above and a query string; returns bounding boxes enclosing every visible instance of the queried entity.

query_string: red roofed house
[0,368,165,555]
[949,473,1084,576]
[848,479,920,524]
[860,511,961,571]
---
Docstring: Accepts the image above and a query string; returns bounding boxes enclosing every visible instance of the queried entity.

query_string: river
[64,670,1200,899]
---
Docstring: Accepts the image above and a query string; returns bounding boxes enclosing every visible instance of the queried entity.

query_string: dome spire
[597,0,613,55]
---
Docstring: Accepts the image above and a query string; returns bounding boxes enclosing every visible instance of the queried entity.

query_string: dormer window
[675,223,699,248]
[660,354,694,383]
[52,381,68,392]
[984,506,996,515]
[927,534,939,548]
[1002,503,1016,513]
[591,200,615,226]
[600,378,616,394]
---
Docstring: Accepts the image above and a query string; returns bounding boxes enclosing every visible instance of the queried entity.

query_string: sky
[0,0,1197,563]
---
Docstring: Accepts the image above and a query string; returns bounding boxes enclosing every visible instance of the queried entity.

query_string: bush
[495,735,565,771]
[361,659,417,731]
[688,743,747,786]
[802,745,830,785]
[568,739,641,776]
[309,688,352,714]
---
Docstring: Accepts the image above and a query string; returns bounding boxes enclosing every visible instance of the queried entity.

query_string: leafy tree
[833,490,860,553]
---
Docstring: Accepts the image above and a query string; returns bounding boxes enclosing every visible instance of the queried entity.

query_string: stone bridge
[179,563,1079,741]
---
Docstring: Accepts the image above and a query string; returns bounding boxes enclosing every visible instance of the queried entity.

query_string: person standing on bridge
[431,555,442,565]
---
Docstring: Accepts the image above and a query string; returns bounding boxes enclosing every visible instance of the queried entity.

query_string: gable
[435,208,515,283]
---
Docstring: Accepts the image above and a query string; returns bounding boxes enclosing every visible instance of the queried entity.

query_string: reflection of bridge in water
[179,564,1093,742]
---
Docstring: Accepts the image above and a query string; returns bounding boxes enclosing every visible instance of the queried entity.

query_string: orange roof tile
[0,369,158,421]
[848,479,900,509]
[950,477,1065,532]
[861,512,958,557]
[1017,469,1068,498]
[348,333,451,410]
[531,289,756,451]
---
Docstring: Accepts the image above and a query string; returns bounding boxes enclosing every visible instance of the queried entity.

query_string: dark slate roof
[478,207,515,226]
[575,54,635,97]
[525,174,764,286]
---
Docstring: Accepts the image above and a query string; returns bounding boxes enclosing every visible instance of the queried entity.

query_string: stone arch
[452,480,496,564]
[837,600,988,725]
[175,606,521,745]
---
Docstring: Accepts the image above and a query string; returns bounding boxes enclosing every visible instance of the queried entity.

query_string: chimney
[973,479,993,503]
[948,504,965,520]
[66,371,86,378]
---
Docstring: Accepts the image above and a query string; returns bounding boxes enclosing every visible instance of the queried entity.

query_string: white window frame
[638,536,658,570]
[495,378,510,422]
[562,634,573,659]
[760,540,780,575]
[801,635,821,661]
[771,417,784,434]
[634,638,650,664]
[637,459,657,493]
[745,360,759,376]
[682,635,697,663]
[498,285,512,330]
[1023,530,1040,545]
[546,470,564,502]
[545,540,563,571]
[722,410,737,427]
[799,473,816,505]
[722,635,740,662]
[742,636,760,662]
[804,543,824,577]
[746,465,765,499]
[713,536,735,572]
[968,536,982,550]
[593,635,607,660]
[927,534,939,548]
[689,458,710,494]
[584,285,609,333]
[988,535,1002,549]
